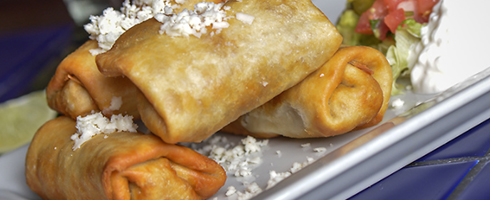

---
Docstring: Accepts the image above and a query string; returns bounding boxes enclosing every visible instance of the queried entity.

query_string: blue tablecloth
[351,117,490,199]
[0,24,73,103]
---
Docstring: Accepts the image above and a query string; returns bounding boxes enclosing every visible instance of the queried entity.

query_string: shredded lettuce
[385,19,424,95]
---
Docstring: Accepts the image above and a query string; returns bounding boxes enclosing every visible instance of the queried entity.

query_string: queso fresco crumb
[71,112,138,150]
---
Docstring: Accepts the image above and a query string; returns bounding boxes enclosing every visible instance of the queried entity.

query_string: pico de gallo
[336,0,439,95]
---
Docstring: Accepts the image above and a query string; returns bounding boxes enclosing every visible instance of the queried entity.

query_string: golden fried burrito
[46,0,229,119]
[46,40,140,119]
[96,0,343,143]
[222,46,393,138]
[25,116,226,200]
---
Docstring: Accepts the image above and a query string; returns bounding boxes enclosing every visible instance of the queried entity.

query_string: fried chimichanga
[222,46,393,138]
[96,0,343,143]
[46,0,227,119]
[25,116,226,200]
[46,40,140,119]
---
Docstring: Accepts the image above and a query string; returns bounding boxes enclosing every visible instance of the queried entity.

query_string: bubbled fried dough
[222,46,393,138]
[96,0,342,143]
[26,116,226,200]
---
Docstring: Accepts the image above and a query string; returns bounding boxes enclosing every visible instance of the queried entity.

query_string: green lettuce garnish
[385,19,424,95]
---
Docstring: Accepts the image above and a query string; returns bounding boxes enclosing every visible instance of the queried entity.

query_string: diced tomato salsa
[385,8,405,33]
[355,0,439,40]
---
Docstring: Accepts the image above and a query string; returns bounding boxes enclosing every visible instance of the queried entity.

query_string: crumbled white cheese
[195,135,268,178]
[313,147,327,153]
[391,98,405,109]
[235,167,253,177]
[84,0,180,55]
[236,12,255,24]
[225,186,237,197]
[301,143,311,148]
[292,157,315,173]
[108,96,122,111]
[242,136,266,153]
[155,2,229,37]
[71,112,138,150]
[290,162,303,173]
[319,73,325,77]
[245,182,262,195]
[194,135,325,198]
[236,182,263,200]
[266,170,291,189]
[266,156,316,189]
